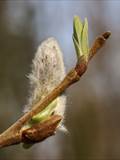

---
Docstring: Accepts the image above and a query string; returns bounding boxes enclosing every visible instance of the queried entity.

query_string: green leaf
[31,98,57,123]
[73,35,82,59]
[73,16,83,46]
[81,18,89,56]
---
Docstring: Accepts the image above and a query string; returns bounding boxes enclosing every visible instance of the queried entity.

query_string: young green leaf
[72,35,82,59]
[31,98,58,124]
[81,18,89,57]
[73,16,83,45]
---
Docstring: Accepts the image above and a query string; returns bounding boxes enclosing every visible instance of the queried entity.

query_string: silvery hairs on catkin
[24,37,67,131]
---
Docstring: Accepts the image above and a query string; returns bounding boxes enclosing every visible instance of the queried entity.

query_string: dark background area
[0,1,120,160]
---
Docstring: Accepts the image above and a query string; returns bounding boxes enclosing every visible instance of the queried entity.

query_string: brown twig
[22,115,62,143]
[0,31,111,148]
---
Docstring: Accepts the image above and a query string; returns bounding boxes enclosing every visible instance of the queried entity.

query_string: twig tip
[102,31,111,40]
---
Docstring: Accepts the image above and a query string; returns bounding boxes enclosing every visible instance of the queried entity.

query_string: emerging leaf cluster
[73,16,89,61]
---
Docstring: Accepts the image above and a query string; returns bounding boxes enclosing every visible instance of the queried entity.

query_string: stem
[0,31,111,148]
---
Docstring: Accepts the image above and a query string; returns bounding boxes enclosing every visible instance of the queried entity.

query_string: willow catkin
[24,37,67,131]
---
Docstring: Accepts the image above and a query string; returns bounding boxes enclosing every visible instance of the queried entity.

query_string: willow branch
[0,31,111,148]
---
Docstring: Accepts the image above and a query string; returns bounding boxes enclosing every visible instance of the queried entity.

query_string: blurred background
[0,0,120,159]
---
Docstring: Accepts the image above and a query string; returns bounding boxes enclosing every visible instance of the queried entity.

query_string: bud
[73,16,89,61]
[24,38,66,130]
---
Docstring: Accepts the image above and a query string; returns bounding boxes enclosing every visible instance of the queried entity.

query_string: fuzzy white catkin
[24,38,67,131]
